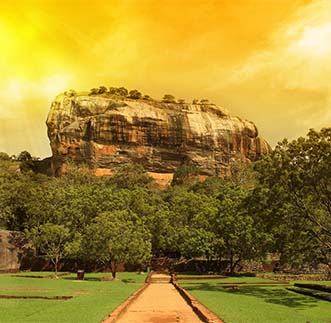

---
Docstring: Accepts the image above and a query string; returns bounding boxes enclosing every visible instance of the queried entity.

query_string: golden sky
[0,0,330,157]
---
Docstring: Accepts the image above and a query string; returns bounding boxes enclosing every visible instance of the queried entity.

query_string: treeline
[0,128,330,276]
[65,86,212,105]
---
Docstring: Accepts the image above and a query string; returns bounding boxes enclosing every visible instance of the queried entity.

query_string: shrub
[128,90,142,99]
[0,152,10,161]
[200,99,209,104]
[98,86,107,94]
[162,94,176,103]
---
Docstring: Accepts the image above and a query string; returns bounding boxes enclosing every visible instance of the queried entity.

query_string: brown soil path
[114,274,204,323]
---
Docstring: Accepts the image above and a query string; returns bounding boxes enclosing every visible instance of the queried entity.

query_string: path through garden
[113,273,205,323]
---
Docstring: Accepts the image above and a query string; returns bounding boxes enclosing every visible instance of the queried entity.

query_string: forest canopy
[1,128,330,275]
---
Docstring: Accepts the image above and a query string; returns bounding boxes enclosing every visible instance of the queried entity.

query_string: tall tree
[82,210,151,278]
[254,128,331,268]
[212,183,267,273]
[26,223,71,275]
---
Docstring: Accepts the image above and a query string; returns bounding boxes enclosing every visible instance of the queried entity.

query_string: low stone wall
[172,279,224,323]
[261,274,330,281]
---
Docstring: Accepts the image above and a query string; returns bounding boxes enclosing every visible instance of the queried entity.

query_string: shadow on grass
[62,276,136,283]
[62,276,102,282]
[184,283,319,309]
[121,279,136,283]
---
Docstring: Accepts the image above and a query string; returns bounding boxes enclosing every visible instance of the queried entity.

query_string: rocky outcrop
[46,93,270,177]
[0,230,28,272]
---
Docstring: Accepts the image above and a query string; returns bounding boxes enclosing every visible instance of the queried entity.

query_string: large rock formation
[46,93,270,177]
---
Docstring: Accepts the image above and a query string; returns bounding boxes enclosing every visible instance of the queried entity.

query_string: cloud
[230,0,331,85]
[0,75,71,117]
[220,0,331,144]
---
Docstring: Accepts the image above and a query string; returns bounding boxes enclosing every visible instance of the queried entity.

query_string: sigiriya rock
[46,90,271,178]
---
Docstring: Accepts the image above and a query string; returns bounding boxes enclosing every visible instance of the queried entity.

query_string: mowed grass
[0,272,146,323]
[179,276,331,323]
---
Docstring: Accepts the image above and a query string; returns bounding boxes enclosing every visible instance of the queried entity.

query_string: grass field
[179,276,331,323]
[0,272,146,323]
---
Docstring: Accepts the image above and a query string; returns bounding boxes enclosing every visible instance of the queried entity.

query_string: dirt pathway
[114,274,204,323]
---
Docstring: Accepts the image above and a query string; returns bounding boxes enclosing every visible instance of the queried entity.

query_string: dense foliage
[0,128,330,274]
[252,128,331,269]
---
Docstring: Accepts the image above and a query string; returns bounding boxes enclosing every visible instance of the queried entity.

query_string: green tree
[128,89,142,99]
[227,156,257,189]
[190,177,268,272]
[116,87,128,97]
[108,164,153,190]
[162,94,176,103]
[253,128,331,269]
[82,210,151,278]
[17,151,32,162]
[0,152,10,160]
[64,89,76,97]
[98,86,107,94]
[212,183,268,273]
[163,186,218,259]
[26,223,71,275]
[179,228,217,260]
[0,170,48,230]
[142,95,152,100]
[200,99,209,104]
[0,167,18,228]
[89,88,99,95]
[191,177,227,196]
[147,208,176,256]
[172,164,200,186]
[108,87,117,95]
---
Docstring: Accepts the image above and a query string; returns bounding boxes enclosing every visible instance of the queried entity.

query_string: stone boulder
[0,230,29,272]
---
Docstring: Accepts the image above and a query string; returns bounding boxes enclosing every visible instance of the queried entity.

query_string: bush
[0,152,10,161]
[143,95,152,101]
[162,94,176,103]
[17,151,32,162]
[89,88,98,95]
[128,90,142,99]
[98,86,107,94]
[116,87,128,97]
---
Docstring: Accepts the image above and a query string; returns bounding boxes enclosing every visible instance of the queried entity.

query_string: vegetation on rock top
[63,86,215,106]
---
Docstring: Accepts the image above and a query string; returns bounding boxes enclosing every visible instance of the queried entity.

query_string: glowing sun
[294,23,331,56]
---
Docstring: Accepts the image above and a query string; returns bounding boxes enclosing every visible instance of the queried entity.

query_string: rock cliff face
[46,93,270,176]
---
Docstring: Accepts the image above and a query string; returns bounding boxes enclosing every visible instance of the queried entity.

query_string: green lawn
[0,272,146,323]
[180,277,331,323]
